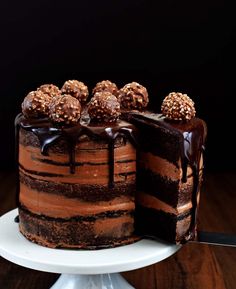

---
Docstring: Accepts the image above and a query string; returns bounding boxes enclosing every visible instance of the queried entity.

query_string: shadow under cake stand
[0,209,181,289]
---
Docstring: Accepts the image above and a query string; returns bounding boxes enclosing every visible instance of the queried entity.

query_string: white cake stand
[0,209,181,289]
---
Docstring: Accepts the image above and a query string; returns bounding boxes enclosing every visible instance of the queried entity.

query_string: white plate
[0,209,181,274]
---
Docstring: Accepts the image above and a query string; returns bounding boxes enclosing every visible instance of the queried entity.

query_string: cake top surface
[18,80,206,140]
[129,110,207,136]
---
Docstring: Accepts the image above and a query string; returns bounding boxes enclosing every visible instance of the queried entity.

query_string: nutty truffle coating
[161,92,196,121]
[61,80,89,103]
[37,84,61,98]
[49,94,81,125]
[92,80,119,96]
[118,82,149,110]
[21,91,51,118]
[88,91,120,123]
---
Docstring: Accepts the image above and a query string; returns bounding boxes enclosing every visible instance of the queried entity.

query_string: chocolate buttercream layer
[135,205,192,243]
[136,192,194,215]
[20,172,135,201]
[138,152,203,182]
[19,207,138,249]
[137,168,199,207]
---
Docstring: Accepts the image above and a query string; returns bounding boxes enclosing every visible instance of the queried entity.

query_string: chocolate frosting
[15,113,137,190]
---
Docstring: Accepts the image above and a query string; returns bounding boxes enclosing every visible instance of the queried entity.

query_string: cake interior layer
[135,205,191,243]
[138,152,203,181]
[137,150,203,207]
[19,207,137,249]
[137,168,196,207]
[136,191,195,215]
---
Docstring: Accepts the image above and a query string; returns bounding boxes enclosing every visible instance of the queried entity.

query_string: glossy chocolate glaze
[15,113,137,190]
[124,111,207,242]
[14,215,19,223]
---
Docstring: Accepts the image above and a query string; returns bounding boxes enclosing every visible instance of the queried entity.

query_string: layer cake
[15,81,207,248]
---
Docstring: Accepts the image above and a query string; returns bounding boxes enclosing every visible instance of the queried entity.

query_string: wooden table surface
[0,171,236,289]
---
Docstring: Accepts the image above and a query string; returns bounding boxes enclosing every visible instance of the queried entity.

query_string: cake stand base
[51,273,134,289]
[0,209,181,289]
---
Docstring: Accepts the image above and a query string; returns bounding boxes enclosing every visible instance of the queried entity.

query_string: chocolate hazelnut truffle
[21,91,51,118]
[118,82,149,110]
[161,92,196,121]
[61,80,89,103]
[88,91,120,123]
[92,80,119,96]
[49,94,81,125]
[37,84,61,98]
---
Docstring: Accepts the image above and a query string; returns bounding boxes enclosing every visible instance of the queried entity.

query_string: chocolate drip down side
[15,113,137,191]
[180,123,207,241]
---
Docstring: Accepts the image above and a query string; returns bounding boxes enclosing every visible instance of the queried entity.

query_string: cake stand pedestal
[0,209,181,289]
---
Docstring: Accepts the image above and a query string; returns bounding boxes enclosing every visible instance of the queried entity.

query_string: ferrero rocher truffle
[49,94,81,125]
[161,92,196,121]
[37,84,61,98]
[118,82,149,110]
[92,80,119,96]
[61,80,89,103]
[88,91,120,123]
[21,91,51,118]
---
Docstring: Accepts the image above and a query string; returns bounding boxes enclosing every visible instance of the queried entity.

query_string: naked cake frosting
[15,80,207,248]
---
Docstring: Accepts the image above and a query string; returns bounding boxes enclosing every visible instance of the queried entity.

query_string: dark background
[0,0,235,171]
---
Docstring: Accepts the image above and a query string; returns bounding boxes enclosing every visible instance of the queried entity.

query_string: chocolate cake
[16,83,138,249]
[15,81,207,248]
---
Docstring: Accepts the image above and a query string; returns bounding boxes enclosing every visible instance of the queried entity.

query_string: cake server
[192,231,236,247]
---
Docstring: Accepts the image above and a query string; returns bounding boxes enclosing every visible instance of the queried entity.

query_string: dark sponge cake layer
[135,205,192,243]
[19,207,139,249]
[137,168,194,207]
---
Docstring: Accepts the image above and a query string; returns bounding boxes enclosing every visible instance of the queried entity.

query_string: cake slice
[120,90,207,244]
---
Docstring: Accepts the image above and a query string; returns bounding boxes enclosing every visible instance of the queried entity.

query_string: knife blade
[191,231,236,247]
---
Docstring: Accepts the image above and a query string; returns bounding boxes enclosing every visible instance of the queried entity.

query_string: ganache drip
[15,113,137,189]
[181,126,206,241]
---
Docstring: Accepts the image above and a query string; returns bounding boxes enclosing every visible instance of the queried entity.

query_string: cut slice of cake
[119,90,207,244]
